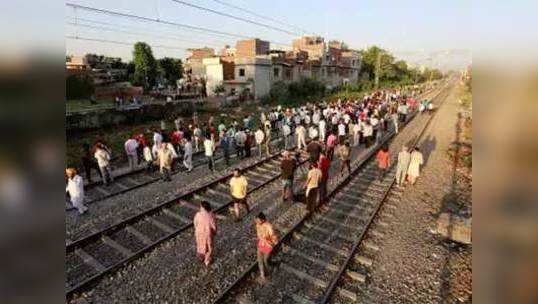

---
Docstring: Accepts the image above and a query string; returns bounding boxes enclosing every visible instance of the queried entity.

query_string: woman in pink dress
[193,201,217,266]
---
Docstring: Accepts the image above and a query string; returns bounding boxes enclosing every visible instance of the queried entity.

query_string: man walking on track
[230,169,249,220]
[376,145,390,181]
[124,137,139,172]
[407,147,424,185]
[66,168,88,215]
[336,141,351,176]
[94,142,113,185]
[183,135,193,172]
[306,136,322,164]
[295,124,307,151]
[280,151,296,203]
[193,201,217,267]
[304,163,322,213]
[318,151,331,206]
[395,145,411,187]
[255,212,278,283]
[204,133,216,172]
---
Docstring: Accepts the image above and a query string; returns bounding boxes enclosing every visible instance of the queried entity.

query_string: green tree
[66,74,94,99]
[158,57,183,86]
[85,53,127,69]
[132,42,158,89]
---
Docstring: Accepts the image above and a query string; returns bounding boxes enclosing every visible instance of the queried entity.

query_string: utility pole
[374,50,382,89]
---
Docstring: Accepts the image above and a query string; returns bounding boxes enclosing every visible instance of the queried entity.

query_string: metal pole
[374,50,381,89]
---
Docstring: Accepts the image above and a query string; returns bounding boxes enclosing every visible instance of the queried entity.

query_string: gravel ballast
[354,83,472,303]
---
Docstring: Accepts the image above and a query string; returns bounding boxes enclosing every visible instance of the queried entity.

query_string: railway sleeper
[162,208,191,224]
[292,232,349,257]
[146,217,175,234]
[101,236,133,257]
[193,194,224,209]
[337,287,358,302]
[283,245,340,272]
[280,262,328,289]
[93,186,111,197]
[125,226,152,245]
[74,249,106,273]
[302,222,357,244]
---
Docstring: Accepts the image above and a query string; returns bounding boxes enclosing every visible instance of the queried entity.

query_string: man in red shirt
[318,151,331,206]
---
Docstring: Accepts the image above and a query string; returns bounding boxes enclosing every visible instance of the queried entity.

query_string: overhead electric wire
[210,0,314,35]
[169,0,300,36]
[66,20,227,47]
[67,16,234,44]
[66,35,191,51]
[65,2,291,47]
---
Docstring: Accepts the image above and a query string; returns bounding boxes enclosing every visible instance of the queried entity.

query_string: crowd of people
[66,85,429,281]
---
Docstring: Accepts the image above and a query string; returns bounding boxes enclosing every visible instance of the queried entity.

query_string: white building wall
[203,58,224,96]
[234,57,272,99]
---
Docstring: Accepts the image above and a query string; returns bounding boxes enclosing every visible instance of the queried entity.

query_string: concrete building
[224,57,272,99]
[185,47,215,80]
[293,36,326,60]
[235,39,270,58]
[185,36,361,101]
[203,57,235,96]
[293,36,361,88]
[66,55,90,71]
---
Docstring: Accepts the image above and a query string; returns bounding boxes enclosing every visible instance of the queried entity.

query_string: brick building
[185,36,361,100]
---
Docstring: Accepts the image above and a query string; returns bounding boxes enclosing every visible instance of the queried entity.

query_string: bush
[66,74,94,99]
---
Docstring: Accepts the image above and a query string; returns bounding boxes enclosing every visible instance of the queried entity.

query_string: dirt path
[359,84,472,303]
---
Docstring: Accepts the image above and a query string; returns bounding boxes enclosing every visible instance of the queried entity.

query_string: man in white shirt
[318,119,327,142]
[295,124,307,150]
[153,130,163,146]
[282,124,291,149]
[308,125,319,140]
[183,137,193,172]
[398,103,409,123]
[193,126,202,152]
[304,114,311,126]
[94,143,113,185]
[66,168,88,215]
[293,115,301,126]
[338,121,346,138]
[143,145,155,172]
[124,138,139,172]
[255,128,265,157]
[353,122,361,147]
[362,121,374,147]
[312,110,320,126]
[204,133,216,172]
[234,129,246,158]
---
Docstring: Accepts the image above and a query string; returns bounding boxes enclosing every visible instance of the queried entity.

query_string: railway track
[66,137,286,210]
[65,144,309,298]
[65,82,445,300]
[213,81,452,304]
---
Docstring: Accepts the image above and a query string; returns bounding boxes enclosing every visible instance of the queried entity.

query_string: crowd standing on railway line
[66,85,430,279]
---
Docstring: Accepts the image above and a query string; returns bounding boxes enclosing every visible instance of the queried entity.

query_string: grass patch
[66,98,115,112]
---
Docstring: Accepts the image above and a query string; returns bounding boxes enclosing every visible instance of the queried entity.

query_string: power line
[169,0,300,36]
[67,16,234,44]
[210,0,314,35]
[66,35,191,51]
[66,19,227,47]
[65,2,291,47]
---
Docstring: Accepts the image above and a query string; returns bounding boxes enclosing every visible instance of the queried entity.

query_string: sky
[64,0,474,71]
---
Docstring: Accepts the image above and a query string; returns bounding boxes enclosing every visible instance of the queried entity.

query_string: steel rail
[319,81,453,303]
[66,148,308,298]
[211,81,450,304]
[66,136,286,210]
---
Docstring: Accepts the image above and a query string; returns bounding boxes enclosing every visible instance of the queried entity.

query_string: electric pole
[374,50,381,89]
